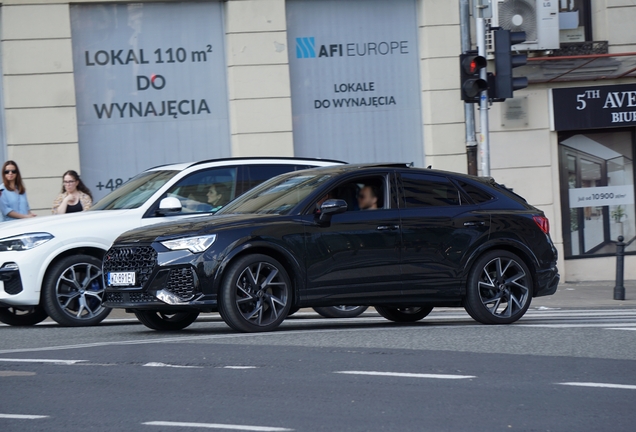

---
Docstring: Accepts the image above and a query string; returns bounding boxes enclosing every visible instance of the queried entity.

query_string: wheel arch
[213,241,304,307]
[462,240,540,297]
[39,247,107,302]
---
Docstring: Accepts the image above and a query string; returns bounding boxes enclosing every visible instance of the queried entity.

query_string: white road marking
[335,371,476,379]
[143,362,203,369]
[143,420,293,431]
[606,327,636,331]
[0,371,36,377]
[0,358,86,365]
[557,382,636,390]
[223,366,258,369]
[518,323,636,328]
[0,413,49,419]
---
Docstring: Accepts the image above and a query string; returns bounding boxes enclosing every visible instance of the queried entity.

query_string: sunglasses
[4,170,16,174]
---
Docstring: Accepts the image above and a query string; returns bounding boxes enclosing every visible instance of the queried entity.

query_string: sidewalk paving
[531,281,636,309]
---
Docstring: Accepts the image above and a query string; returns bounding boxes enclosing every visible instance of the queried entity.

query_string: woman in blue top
[1,160,35,221]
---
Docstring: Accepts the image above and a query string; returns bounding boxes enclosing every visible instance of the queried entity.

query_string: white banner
[70,2,230,201]
[286,0,424,166]
[569,185,635,208]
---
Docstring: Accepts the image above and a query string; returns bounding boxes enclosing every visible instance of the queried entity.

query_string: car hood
[115,213,289,244]
[0,210,135,239]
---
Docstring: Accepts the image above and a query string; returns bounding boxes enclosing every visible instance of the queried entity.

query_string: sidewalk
[531,281,636,309]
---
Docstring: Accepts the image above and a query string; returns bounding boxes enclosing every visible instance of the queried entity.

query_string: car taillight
[533,215,550,235]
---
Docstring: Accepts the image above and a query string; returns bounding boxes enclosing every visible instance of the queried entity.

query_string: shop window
[558,129,636,258]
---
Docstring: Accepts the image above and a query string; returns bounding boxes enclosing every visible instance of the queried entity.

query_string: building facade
[1,0,635,282]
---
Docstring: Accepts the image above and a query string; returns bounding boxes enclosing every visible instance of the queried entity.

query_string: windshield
[217,172,334,215]
[91,170,178,210]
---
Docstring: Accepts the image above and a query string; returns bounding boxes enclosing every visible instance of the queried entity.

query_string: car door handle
[377,225,399,231]
[464,221,486,226]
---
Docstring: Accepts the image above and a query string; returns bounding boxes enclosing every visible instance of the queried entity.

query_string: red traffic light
[459,52,488,103]
[461,54,487,75]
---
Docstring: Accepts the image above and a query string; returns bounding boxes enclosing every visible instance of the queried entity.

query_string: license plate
[108,272,136,287]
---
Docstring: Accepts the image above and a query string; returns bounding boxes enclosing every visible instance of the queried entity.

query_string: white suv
[0,158,341,326]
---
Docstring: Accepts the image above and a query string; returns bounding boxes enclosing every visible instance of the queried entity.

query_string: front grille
[106,292,124,303]
[103,246,157,287]
[166,268,197,300]
[130,292,156,303]
[105,292,156,304]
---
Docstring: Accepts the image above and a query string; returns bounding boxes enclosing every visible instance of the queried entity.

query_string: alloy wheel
[235,261,288,327]
[55,263,105,320]
[478,257,530,318]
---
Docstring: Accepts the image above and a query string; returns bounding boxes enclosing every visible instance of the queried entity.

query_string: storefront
[552,84,636,261]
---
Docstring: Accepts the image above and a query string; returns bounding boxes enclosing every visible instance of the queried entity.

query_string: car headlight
[161,234,216,253]
[0,232,54,251]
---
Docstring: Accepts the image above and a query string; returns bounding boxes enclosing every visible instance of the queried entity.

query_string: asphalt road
[1,309,636,432]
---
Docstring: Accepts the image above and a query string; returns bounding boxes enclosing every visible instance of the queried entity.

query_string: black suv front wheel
[219,254,291,332]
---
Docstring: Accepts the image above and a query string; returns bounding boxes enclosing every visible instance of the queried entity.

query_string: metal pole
[614,235,625,300]
[475,16,490,177]
[460,0,478,175]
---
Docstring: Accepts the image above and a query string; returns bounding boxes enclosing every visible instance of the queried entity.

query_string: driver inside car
[357,185,380,210]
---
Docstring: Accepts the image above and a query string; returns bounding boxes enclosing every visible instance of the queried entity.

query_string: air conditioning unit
[487,0,559,52]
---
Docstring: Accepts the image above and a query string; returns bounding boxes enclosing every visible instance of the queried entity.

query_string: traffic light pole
[475,16,490,177]
[459,0,478,176]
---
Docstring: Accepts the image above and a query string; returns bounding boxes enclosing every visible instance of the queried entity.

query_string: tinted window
[219,171,334,215]
[456,180,493,204]
[164,167,238,214]
[237,164,312,195]
[401,173,460,207]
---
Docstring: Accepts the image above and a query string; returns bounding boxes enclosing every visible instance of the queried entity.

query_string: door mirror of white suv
[157,197,182,215]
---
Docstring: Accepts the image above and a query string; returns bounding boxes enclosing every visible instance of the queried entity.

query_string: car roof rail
[145,156,347,171]
[187,156,347,168]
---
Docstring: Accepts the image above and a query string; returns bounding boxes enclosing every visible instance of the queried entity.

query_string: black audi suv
[103,164,559,332]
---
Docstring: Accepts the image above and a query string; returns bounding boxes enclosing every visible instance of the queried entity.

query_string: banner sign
[568,185,635,208]
[70,2,230,201]
[286,0,424,166]
[552,83,636,131]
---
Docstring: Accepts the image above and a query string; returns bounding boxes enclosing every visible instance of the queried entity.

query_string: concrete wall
[418,0,467,173]
[225,0,294,157]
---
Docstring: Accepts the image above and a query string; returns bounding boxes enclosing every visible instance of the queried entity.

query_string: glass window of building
[558,129,635,258]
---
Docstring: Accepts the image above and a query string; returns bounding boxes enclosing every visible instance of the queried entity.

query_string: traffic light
[459,51,488,103]
[493,29,528,100]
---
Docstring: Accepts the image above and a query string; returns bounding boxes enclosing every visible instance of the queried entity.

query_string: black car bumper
[103,244,219,312]
[535,265,560,298]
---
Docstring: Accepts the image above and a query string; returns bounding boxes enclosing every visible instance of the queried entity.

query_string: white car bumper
[0,252,44,306]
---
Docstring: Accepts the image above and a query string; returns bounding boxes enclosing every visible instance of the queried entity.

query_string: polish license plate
[108,272,136,287]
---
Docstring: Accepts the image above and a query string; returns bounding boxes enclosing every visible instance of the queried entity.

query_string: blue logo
[296,37,316,58]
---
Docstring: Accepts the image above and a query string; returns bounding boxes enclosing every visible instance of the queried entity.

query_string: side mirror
[156,197,182,216]
[318,199,347,224]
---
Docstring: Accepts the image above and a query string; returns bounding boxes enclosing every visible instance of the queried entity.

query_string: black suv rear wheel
[375,306,433,322]
[464,250,533,324]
